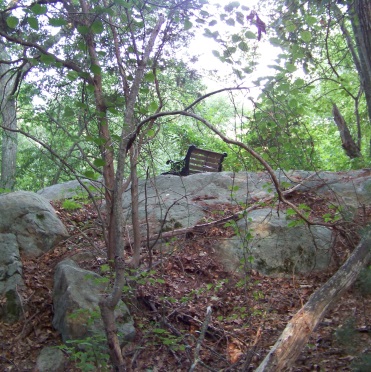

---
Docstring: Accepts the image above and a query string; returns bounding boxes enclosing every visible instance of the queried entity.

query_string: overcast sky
[187,0,278,93]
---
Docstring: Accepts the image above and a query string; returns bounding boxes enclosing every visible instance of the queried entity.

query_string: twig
[241,326,262,371]
[189,306,212,372]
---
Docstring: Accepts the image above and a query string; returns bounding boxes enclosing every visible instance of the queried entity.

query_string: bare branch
[256,229,371,371]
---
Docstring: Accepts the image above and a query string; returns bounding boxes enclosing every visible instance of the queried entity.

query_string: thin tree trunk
[332,103,361,158]
[0,43,18,190]
[351,1,371,155]
[99,15,165,370]
[256,229,371,371]
[1,96,17,190]
[129,145,141,268]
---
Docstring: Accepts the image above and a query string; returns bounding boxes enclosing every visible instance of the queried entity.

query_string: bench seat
[162,145,227,176]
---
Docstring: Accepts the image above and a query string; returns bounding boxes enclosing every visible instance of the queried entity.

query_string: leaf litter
[0,193,370,371]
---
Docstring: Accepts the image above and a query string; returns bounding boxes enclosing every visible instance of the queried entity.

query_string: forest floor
[1,191,371,371]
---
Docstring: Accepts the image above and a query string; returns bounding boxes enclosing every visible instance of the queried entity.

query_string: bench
[162,145,227,176]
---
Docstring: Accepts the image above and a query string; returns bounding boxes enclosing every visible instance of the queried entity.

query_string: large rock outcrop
[0,191,68,322]
[36,169,371,275]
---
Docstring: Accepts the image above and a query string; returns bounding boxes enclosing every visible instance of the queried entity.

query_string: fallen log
[255,229,371,371]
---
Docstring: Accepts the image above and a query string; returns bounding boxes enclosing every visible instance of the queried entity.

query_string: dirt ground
[1,192,370,371]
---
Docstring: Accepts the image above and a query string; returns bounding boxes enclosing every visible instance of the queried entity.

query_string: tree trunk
[332,103,361,158]
[1,96,17,190]
[0,43,18,190]
[351,1,371,155]
[128,145,141,268]
[99,15,165,370]
[256,230,371,371]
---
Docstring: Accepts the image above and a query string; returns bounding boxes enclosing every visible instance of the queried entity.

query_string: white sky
[187,0,279,93]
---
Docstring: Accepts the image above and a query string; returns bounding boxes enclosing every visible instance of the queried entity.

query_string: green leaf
[66,71,79,81]
[285,63,297,72]
[153,328,167,334]
[212,50,220,58]
[244,31,256,39]
[226,18,235,26]
[86,84,95,93]
[305,15,317,26]
[147,129,155,137]
[238,41,249,52]
[49,18,67,27]
[6,16,19,28]
[40,54,55,64]
[209,20,217,26]
[30,4,48,15]
[184,19,193,30]
[93,158,106,167]
[92,137,107,145]
[78,71,90,79]
[236,11,244,25]
[224,46,236,56]
[91,20,104,34]
[144,71,155,82]
[83,170,96,179]
[75,102,88,109]
[90,64,101,75]
[242,66,253,74]
[107,106,119,114]
[231,34,241,42]
[285,21,297,32]
[269,37,282,46]
[77,25,89,35]
[114,0,131,8]
[64,107,75,117]
[27,17,39,30]
[148,101,158,111]
[288,98,298,108]
[300,30,311,43]
[203,28,219,39]
[224,2,240,12]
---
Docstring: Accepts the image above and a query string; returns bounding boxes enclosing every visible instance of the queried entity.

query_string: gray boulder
[215,208,333,275]
[0,191,68,257]
[36,346,65,372]
[0,233,24,322]
[0,191,68,322]
[52,259,135,344]
[122,172,258,236]
[37,179,103,201]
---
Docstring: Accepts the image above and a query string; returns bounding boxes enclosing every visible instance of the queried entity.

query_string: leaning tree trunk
[256,229,371,371]
[0,43,18,190]
[332,103,361,158]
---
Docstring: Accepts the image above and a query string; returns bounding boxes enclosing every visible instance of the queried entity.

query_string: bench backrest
[184,145,227,175]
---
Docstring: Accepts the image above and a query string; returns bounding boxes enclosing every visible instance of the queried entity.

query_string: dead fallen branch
[255,229,371,371]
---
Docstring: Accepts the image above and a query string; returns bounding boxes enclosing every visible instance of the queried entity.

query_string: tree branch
[256,229,371,371]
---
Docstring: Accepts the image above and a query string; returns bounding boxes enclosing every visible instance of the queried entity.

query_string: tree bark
[99,15,165,370]
[351,1,371,156]
[332,103,361,158]
[255,229,371,371]
[0,42,18,190]
[128,146,141,268]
